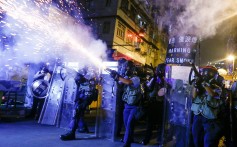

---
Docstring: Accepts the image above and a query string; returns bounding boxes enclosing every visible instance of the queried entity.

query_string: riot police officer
[140,63,167,145]
[109,60,142,147]
[191,66,224,147]
[28,66,51,120]
[60,68,98,141]
[115,58,127,137]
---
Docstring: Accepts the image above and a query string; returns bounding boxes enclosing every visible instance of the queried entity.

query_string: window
[120,0,129,13]
[116,22,125,40]
[130,5,136,21]
[102,21,110,34]
[126,30,133,44]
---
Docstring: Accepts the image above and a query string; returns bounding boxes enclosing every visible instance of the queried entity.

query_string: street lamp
[227,54,235,75]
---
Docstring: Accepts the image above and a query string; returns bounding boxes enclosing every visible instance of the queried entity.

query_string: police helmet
[199,66,218,81]
[84,71,96,81]
[145,67,154,80]
[123,60,136,77]
[156,63,166,78]
[78,66,88,76]
[118,58,127,65]
[41,66,49,73]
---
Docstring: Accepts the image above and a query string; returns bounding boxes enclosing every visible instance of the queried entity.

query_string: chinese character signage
[166,35,198,66]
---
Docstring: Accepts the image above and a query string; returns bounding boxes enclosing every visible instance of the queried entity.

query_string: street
[0,118,160,147]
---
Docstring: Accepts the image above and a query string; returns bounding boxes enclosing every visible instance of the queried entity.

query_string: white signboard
[171,66,192,81]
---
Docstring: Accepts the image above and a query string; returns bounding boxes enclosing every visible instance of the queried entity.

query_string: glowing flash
[0,0,107,69]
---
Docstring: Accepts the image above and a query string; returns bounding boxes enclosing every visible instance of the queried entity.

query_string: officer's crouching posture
[60,70,98,141]
[109,61,142,147]
[191,66,225,147]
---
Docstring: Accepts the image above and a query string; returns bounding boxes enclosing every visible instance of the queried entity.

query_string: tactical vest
[78,82,93,98]
[191,94,223,119]
[122,85,141,105]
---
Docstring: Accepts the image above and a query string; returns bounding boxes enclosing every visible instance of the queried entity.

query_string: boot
[60,131,75,141]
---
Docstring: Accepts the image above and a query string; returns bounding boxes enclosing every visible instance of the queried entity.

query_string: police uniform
[60,73,98,140]
[122,76,141,147]
[115,59,127,137]
[109,60,141,147]
[191,66,224,147]
[141,77,165,145]
[141,63,168,145]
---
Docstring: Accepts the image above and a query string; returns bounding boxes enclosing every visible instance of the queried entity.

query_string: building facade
[80,0,168,66]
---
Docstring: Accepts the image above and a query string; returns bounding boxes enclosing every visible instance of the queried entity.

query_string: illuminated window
[116,22,125,40]
[126,30,133,44]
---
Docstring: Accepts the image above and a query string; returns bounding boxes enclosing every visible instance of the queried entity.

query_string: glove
[110,70,120,81]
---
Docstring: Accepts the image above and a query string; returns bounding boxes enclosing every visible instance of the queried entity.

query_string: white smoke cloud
[168,0,237,38]
[0,0,107,71]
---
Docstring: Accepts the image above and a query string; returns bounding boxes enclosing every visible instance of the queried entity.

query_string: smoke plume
[156,0,237,38]
[0,0,107,73]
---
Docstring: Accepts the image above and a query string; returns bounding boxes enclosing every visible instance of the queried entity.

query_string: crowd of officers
[59,59,168,147]
[31,60,237,147]
[108,60,237,147]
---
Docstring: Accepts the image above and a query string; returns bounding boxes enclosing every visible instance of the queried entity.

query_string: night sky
[199,15,237,66]
[200,33,226,65]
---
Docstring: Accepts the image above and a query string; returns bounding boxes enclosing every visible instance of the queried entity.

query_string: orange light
[139,33,144,37]
[139,29,145,37]
[127,34,132,37]
[137,37,143,43]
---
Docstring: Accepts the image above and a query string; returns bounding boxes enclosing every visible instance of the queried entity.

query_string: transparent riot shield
[57,76,77,129]
[39,65,66,125]
[96,61,118,141]
[162,65,193,147]
[40,63,100,138]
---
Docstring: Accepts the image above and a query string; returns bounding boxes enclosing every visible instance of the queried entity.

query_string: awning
[112,51,132,61]
[112,50,146,65]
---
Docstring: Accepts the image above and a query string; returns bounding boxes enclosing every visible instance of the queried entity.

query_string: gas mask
[120,61,135,77]
[199,66,218,82]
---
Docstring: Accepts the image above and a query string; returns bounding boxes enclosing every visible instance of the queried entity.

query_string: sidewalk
[0,119,159,147]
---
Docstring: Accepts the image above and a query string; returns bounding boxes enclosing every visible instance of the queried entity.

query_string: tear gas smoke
[0,0,107,72]
[156,0,237,38]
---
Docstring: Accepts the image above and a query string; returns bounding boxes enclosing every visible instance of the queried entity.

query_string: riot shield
[96,62,118,141]
[162,65,193,147]
[39,65,66,125]
[57,76,77,129]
